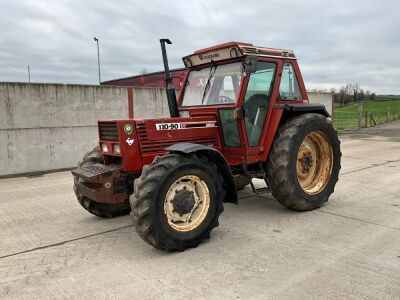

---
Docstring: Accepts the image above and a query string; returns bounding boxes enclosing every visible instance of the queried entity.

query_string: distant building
[101,68,188,91]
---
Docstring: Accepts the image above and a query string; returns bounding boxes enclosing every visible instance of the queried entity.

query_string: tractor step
[241,162,271,194]
[246,171,265,178]
[248,179,272,194]
[253,187,272,194]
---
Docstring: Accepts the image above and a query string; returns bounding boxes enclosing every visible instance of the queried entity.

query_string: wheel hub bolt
[171,190,196,215]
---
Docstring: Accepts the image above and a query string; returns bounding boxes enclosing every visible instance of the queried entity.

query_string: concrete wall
[0,83,168,176]
[308,92,333,116]
[0,82,332,176]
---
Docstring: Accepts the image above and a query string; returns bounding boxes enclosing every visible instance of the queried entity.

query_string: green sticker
[124,124,133,134]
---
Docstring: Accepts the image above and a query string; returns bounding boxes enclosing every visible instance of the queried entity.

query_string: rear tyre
[73,146,131,218]
[266,113,341,211]
[130,154,225,251]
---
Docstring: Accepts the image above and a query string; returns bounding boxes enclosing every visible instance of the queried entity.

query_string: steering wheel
[218,95,235,104]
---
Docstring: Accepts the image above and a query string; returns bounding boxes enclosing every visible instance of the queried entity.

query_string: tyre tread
[130,154,224,251]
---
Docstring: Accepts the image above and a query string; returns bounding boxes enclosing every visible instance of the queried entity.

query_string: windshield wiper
[201,62,217,105]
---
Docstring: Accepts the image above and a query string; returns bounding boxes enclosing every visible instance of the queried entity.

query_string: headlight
[113,144,121,155]
[101,143,108,153]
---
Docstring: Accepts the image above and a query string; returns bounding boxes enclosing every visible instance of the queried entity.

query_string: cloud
[0,0,399,94]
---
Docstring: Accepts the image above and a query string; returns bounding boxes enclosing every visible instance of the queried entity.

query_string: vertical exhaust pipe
[160,39,179,118]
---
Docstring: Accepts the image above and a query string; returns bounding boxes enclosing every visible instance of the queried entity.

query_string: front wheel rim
[164,175,210,232]
[296,131,333,195]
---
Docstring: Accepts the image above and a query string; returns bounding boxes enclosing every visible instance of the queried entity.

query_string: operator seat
[244,93,270,145]
[244,93,269,124]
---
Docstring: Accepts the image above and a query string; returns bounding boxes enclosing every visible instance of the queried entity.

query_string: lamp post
[93,37,101,84]
[27,65,31,83]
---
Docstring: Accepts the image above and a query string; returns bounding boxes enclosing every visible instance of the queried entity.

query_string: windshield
[181,62,243,107]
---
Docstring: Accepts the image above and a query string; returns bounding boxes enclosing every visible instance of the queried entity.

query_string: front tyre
[266,113,341,211]
[130,154,225,251]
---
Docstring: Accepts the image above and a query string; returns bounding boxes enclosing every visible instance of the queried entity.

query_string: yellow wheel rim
[164,175,210,232]
[296,131,333,195]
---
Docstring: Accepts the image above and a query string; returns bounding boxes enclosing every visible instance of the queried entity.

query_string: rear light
[113,144,121,155]
[101,143,108,153]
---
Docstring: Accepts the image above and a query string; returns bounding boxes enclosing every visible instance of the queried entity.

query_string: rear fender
[280,103,330,119]
[165,143,238,204]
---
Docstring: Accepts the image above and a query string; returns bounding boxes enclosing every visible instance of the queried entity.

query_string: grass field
[333,97,400,130]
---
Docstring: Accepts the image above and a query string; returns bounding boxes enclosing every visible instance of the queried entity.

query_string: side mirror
[243,56,258,74]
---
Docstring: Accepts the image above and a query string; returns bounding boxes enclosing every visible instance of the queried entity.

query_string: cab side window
[218,75,240,103]
[244,62,276,147]
[279,63,302,100]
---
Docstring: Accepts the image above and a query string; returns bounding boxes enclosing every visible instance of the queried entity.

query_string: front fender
[165,143,238,204]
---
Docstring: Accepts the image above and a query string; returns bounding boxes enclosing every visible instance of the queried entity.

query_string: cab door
[218,59,279,164]
[218,75,248,164]
[240,60,278,160]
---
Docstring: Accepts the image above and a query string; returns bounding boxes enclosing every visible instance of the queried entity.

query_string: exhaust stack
[160,39,179,118]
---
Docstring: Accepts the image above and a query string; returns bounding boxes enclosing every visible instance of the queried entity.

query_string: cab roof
[182,42,296,68]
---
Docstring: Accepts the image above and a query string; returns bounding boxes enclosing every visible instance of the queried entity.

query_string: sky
[0,0,399,94]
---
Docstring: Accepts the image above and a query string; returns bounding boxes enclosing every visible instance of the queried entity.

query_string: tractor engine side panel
[98,117,222,174]
[135,117,222,168]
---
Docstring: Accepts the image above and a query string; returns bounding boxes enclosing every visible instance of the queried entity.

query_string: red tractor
[72,40,341,251]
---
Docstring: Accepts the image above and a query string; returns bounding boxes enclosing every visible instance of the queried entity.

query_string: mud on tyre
[266,113,341,211]
[130,154,225,251]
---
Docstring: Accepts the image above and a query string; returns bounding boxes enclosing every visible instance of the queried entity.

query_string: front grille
[136,122,217,154]
[99,122,119,141]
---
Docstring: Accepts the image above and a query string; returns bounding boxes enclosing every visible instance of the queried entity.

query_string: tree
[335,83,370,105]
[370,93,376,100]
[353,83,359,102]
[338,84,353,106]
[359,89,365,102]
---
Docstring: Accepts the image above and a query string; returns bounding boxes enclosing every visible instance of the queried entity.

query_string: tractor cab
[177,42,309,164]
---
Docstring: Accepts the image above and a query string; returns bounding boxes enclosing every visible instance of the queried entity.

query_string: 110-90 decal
[155,122,216,131]
[156,123,185,130]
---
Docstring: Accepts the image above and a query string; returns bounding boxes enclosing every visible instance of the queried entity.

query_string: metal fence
[333,105,400,131]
